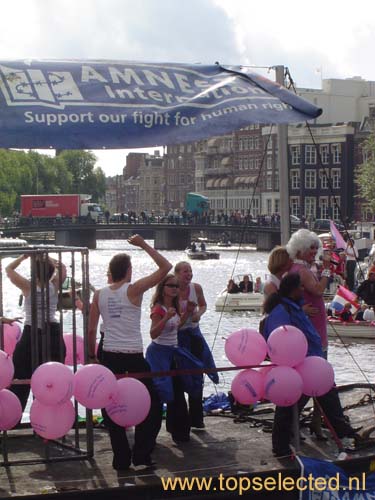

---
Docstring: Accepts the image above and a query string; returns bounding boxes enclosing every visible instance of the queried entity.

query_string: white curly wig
[286,228,321,259]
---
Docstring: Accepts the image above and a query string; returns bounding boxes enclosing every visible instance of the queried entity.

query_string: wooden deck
[1,387,375,499]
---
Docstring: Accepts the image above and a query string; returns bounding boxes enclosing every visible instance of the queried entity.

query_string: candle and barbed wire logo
[0,64,83,108]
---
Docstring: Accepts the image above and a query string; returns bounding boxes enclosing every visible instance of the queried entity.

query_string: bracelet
[321,269,331,278]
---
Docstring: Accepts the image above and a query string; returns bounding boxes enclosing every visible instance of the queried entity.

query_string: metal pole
[275,65,290,245]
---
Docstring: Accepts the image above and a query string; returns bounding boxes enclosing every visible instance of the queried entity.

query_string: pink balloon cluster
[2,323,22,356]
[0,350,22,430]
[28,361,152,439]
[30,362,75,439]
[63,333,99,366]
[226,325,334,407]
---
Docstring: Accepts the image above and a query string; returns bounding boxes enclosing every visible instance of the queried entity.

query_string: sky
[2,0,375,176]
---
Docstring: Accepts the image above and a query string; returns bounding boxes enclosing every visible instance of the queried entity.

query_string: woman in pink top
[286,228,332,440]
[286,229,331,354]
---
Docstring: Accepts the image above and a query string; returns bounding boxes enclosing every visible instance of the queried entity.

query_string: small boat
[327,318,375,340]
[186,249,220,260]
[215,289,263,312]
[217,240,232,247]
[215,274,264,312]
[0,233,27,249]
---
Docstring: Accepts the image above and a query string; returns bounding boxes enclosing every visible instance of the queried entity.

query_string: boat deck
[1,387,375,499]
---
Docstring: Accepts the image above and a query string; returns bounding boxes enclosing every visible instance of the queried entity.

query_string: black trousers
[188,334,204,427]
[165,362,190,441]
[10,323,65,412]
[272,387,355,453]
[100,351,162,469]
[346,260,356,291]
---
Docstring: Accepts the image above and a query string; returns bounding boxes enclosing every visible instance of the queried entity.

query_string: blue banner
[0,60,322,149]
[298,456,375,499]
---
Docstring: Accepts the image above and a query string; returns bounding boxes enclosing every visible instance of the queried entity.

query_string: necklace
[293,259,310,269]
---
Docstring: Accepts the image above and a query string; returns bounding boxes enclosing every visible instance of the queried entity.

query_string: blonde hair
[286,229,321,259]
[268,246,290,275]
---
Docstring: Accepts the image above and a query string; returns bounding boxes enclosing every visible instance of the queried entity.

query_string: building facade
[103,77,375,222]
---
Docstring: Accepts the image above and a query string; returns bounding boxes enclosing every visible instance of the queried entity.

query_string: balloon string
[11,363,276,384]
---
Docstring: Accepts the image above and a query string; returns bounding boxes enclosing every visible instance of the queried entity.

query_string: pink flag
[329,220,346,250]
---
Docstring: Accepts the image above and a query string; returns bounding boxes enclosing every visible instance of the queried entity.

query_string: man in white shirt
[345,238,358,291]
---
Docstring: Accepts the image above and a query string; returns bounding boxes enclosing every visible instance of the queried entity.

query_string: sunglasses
[165,283,179,288]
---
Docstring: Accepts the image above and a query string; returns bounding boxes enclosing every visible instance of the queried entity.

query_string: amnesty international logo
[0,64,83,109]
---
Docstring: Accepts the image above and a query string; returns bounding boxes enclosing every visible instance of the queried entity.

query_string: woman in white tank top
[6,253,67,412]
[88,234,172,471]
[174,261,219,429]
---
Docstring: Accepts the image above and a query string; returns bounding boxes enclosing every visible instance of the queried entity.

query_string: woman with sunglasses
[146,274,203,443]
[174,261,219,429]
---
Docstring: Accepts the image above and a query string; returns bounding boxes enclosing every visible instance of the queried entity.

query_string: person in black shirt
[239,275,253,293]
[226,279,240,294]
[357,270,375,306]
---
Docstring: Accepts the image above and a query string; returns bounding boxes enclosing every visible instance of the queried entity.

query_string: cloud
[2,0,241,64]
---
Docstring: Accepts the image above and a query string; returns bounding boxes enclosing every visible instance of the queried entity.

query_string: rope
[208,126,275,396]
[10,361,276,384]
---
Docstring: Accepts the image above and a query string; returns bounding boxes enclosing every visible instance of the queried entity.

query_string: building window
[251,198,260,216]
[267,155,273,169]
[305,170,316,189]
[332,168,341,189]
[290,197,300,217]
[305,197,316,219]
[291,145,301,165]
[305,145,317,165]
[331,197,340,220]
[290,169,300,189]
[320,145,329,164]
[266,199,272,215]
[274,173,279,191]
[266,174,272,190]
[320,169,329,189]
[319,197,329,219]
[274,199,280,213]
[331,144,342,164]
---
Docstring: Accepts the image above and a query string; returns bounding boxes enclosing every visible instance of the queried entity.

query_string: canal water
[2,239,374,416]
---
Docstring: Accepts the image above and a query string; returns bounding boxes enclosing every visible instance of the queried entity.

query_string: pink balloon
[296,356,335,397]
[105,378,151,427]
[0,389,22,430]
[64,334,84,366]
[264,366,303,407]
[267,325,308,367]
[231,369,264,404]
[31,362,74,406]
[30,399,75,439]
[2,323,22,356]
[225,329,267,367]
[73,364,118,409]
[0,350,14,390]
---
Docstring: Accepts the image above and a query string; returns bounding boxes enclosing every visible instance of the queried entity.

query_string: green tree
[0,149,106,216]
[355,133,375,215]
[57,150,106,201]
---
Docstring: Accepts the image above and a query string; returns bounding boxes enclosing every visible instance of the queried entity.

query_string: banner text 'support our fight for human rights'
[0,60,322,149]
